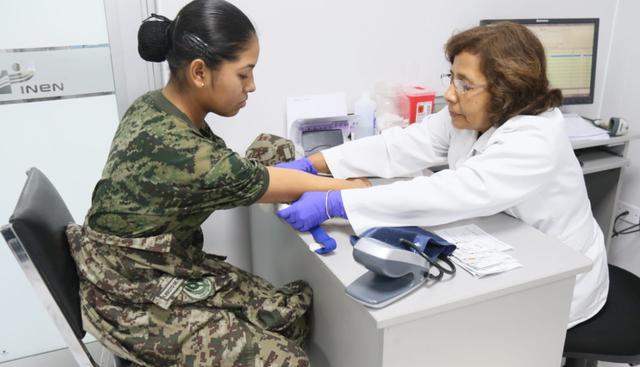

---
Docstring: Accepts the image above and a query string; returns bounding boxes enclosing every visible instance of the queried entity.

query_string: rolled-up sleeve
[198,147,269,210]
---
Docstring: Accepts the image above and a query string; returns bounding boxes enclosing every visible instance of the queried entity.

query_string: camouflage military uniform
[66,90,311,367]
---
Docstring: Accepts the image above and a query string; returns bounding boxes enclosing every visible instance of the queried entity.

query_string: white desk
[250,205,591,367]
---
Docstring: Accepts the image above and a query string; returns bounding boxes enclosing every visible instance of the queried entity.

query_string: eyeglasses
[440,73,486,94]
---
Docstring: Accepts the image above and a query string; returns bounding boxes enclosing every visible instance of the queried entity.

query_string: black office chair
[564,264,640,367]
[1,168,131,367]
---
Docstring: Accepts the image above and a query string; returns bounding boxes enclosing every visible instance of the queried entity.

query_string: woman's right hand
[274,157,318,174]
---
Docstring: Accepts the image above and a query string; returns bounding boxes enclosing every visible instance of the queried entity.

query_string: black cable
[612,210,629,237]
[435,255,457,275]
[612,210,640,237]
[399,239,456,281]
[425,261,443,282]
[581,115,604,128]
[617,224,640,236]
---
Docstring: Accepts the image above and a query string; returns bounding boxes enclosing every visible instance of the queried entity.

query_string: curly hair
[445,22,562,127]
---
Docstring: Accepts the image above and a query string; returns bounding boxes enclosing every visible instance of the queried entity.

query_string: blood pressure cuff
[350,226,456,260]
[245,133,295,166]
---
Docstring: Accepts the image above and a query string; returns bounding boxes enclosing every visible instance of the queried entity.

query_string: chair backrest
[1,167,97,367]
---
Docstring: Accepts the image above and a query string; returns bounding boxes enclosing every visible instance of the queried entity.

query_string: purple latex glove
[277,191,347,232]
[274,157,318,175]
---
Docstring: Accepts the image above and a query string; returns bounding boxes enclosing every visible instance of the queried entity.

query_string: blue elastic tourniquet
[310,226,337,254]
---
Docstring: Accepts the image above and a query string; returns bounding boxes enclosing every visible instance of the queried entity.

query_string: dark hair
[445,22,562,127]
[138,0,255,77]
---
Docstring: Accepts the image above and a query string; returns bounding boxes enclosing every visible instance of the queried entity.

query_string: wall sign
[0,44,114,105]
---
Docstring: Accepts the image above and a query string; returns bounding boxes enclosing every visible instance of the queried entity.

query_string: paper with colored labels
[435,224,521,277]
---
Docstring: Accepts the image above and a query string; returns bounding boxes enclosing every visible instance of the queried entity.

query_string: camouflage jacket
[68,90,271,365]
[88,89,269,241]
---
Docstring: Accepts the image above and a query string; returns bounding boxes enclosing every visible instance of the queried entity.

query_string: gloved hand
[277,191,347,232]
[274,157,318,175]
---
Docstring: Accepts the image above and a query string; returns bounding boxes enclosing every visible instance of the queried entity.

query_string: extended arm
[257,167,369,203]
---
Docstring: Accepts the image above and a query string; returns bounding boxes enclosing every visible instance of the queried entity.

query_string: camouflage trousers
[82,260,313,367]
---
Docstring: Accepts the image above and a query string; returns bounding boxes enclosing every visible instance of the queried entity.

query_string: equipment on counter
[289,115,356,155]
[345,226,456,308]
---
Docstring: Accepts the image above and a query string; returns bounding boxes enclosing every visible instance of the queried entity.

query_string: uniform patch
[153,275,186,309]
[183,278,214,301]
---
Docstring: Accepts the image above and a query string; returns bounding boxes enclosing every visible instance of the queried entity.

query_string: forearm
[258,167,367,203]
[308,153,330,174]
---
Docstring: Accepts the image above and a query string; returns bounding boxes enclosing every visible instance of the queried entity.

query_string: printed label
[152,275,185,309]
[416,101,433,123]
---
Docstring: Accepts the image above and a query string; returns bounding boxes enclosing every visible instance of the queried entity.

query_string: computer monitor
[480,18,599,105]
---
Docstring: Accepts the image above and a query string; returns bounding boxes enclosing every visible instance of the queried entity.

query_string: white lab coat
[322,107,608,327]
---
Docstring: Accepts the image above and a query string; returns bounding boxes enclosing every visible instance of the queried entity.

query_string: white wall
[0,0,118,361]
[600,0,640,274]
[203,0,616,150]
[104,0,164,118]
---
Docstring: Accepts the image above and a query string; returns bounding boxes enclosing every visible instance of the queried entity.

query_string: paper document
[435,224,522,277]
[563,113,609,141]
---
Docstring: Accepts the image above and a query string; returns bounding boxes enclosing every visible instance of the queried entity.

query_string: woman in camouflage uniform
[66,1,368,366]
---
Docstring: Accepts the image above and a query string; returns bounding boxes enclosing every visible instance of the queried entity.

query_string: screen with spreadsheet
[480,18,599,105]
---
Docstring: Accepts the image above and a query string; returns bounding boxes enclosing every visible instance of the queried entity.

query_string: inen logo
[20,83,64,94]
[0,63,62,95]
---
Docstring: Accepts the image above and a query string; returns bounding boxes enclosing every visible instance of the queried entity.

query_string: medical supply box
[402,86,435,124]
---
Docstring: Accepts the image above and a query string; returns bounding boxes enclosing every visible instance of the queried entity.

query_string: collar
[469,125,497,156]
[149,89,212,137]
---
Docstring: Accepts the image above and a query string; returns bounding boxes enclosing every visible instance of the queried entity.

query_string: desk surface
[269,207,593,329]
[571,124,640,149]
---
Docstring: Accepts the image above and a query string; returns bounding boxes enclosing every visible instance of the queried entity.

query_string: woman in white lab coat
[276,22,608,327]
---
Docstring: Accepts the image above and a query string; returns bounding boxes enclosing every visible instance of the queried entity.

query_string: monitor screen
[301,129,344,155]
[480,18,599,105]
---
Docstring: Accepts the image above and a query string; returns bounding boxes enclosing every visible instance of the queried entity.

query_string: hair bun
[138,15,172,62]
